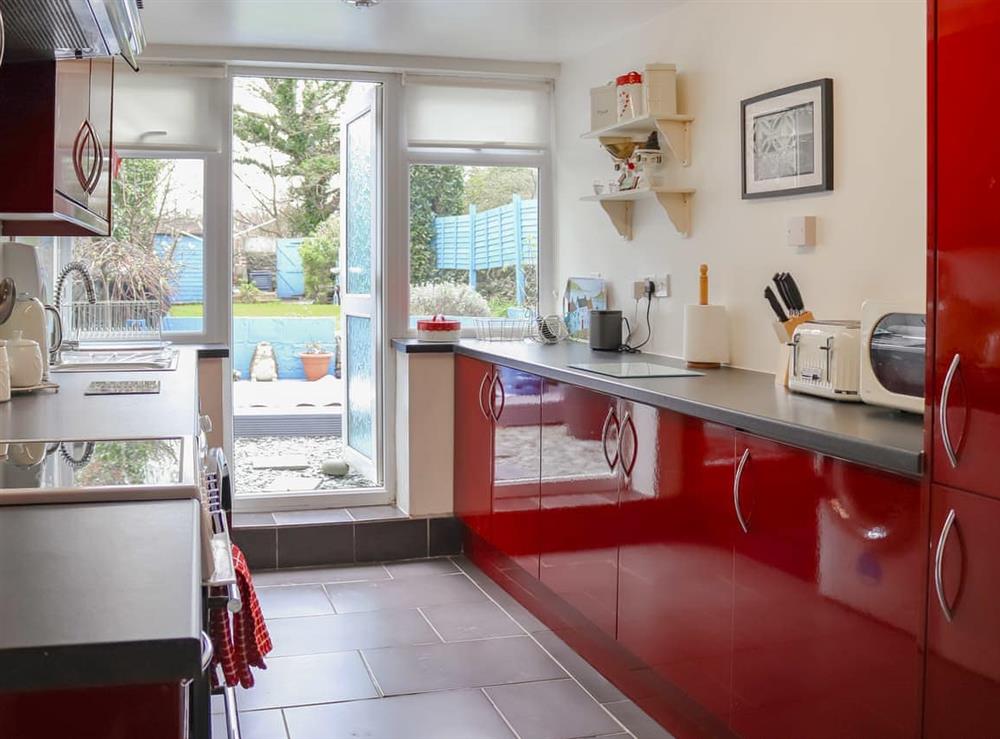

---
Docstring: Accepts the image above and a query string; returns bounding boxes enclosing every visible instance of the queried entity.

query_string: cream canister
[0,340,10,402]
[6,331,43,388]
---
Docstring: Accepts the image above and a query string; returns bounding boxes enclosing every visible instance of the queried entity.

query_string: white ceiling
[141,0,677,64]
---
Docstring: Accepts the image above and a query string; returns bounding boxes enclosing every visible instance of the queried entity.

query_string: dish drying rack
[60,300,167,345]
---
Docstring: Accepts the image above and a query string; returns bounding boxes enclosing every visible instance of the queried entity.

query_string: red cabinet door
[539,381,619,637]
[617,410,736,735]
[53,59,93,210]
[731,433,923,739]
[454,355,493,542]
[490,365,542,577]
[925,484,1000,739]
[933,0,1000,499]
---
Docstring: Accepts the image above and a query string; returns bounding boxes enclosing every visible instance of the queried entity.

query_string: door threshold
[233,488,392,513]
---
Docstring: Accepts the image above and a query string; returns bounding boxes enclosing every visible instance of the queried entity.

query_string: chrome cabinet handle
[734,448,751,534]
[934,508,958,624]
[940,353,961,469]
[200,630,214,672]
[477,372,492,420]
[601,406,620,471]
[491,373,506,422]
[619,411,638,479]
[0,6,6,70]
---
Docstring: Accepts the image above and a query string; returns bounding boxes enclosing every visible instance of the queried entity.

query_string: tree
[463,166,536,210]
[233,77,350,238]
[409,164,465,286]
[74,158,181,307]
[299,214,340,301]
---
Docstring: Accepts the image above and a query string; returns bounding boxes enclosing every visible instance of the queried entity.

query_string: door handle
[939,353,961,469]
[734,448,751,534]
[934,507,958,623]
[0,6,6,70]
[73,120,102,195]
[601,406,620,471]
[477,372,492,420]
[200,630,214,672]
[619,411,638,479]
[491,373,506,422]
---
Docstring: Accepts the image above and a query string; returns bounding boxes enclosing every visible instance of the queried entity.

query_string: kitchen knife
[784,273,806,314]
[773,273,795,316]
[764,286,788,323]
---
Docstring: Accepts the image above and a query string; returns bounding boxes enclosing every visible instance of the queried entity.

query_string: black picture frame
[741,78,834,199]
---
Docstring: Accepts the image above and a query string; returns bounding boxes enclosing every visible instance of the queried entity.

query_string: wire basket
[474,318,535,342]
[61,300,166,345]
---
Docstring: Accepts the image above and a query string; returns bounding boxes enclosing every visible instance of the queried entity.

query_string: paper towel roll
[683,304,730,366]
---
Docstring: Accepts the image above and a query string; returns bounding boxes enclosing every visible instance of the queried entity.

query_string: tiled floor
[215,556,673,739]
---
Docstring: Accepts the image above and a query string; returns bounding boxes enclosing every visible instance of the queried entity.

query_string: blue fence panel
[276,238,306,299]
[431,197,538,273]
[155,234,204,304]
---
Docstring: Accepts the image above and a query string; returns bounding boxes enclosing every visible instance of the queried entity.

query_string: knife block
[772,311,815,386]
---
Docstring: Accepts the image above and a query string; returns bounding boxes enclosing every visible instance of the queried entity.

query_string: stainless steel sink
[50,347,179,373]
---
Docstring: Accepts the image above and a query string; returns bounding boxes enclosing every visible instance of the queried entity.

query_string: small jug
[6,331,43,388]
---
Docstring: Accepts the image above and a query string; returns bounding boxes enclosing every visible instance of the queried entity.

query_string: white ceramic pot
[9,442,47,467]
[6,331,43,388]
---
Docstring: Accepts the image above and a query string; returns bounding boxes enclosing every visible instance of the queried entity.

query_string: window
[54,157,207,338]
[404,76,551,328]
[409,163,539,324]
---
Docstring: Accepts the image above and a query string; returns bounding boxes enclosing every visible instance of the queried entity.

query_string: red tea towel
[232,544,273,687]
[210,544,273,689]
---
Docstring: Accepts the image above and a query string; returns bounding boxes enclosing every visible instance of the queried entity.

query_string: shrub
[410,282,490,318]
[236,281,263,304]
[300,215,339,301]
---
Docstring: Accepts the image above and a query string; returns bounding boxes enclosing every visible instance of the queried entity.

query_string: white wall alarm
[787,216,817,247]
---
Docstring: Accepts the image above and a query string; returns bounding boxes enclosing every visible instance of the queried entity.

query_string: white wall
[553,0,926,373]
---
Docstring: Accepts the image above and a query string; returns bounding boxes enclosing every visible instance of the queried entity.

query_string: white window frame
[225,67,403,513]
[404,146,554,337]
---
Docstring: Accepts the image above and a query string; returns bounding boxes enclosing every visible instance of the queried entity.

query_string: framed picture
[562,277,608,342]
[741,78,833,199]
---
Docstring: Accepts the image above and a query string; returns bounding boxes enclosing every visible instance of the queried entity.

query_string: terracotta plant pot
[299,352,333,381]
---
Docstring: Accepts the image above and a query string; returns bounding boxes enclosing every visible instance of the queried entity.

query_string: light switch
[787,216,817,247]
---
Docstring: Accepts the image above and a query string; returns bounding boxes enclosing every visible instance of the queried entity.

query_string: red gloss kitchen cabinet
[490,365,542,577]
[924,484,1000,739]
[0,57,114,237]
[539,381,620,637]
[932,0,1000,499]
[730,433,924,739]
[454,355,494,542]
[616,410,736,736]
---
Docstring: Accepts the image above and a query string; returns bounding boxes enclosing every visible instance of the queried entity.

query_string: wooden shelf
[582,113,695,167]
[581,188,695,239]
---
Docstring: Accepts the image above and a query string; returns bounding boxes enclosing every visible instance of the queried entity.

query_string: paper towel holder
[683,264,729,369]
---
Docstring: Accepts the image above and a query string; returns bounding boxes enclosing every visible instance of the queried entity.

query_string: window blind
[405,76,551,149]
[114,62,227,153]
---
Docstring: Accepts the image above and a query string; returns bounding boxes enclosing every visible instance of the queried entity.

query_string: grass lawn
[170,302,341,318]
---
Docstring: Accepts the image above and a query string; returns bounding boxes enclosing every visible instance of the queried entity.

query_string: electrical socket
[633,280,652,300]
[653,275,671,298]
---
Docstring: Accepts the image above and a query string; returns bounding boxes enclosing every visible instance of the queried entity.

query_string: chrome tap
[54,262,97,311]
[52,262,97,363]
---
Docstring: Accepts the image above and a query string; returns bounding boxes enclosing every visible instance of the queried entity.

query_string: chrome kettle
[0,294,62,380]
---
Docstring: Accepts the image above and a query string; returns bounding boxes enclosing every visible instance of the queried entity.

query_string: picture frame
[741,78,833,199]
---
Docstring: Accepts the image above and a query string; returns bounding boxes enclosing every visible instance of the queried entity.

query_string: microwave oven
[859,301,926,414]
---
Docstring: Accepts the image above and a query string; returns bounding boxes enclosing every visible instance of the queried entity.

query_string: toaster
[788,320,862,402]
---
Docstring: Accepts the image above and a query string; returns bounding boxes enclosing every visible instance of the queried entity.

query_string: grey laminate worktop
[0,347,201,442]
[0,499,203,691]
[394,338,925,477]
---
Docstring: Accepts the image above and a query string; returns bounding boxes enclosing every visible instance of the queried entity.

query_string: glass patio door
[339,84,382,482]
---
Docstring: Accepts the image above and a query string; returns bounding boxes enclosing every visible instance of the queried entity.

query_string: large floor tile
[421,600,524,641]
[284,691,516,739]
[268,609,439,657]
[253,564,390,587]
[385,558,460,579]
[238,710,289,739]
[485,679,622,739]
[604,700,676,739]
[451,557,549,632]
[325,572,485,613]
[363,636,566,695]
[533,630,626,703]
[257,585,334,619]
[237,652,378,711]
